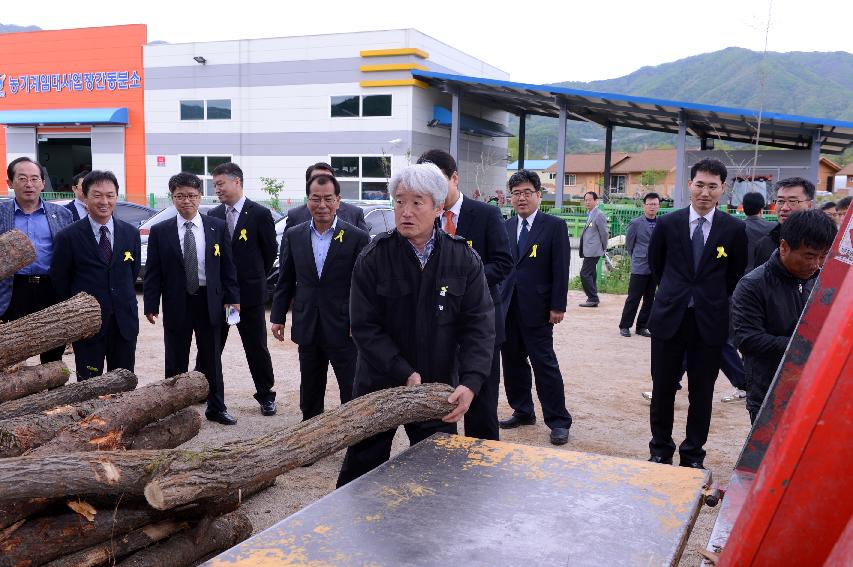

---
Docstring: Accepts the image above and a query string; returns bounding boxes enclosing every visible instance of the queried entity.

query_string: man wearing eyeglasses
[271,174,369,421]
[499,170,572,446]
[143,173,240,425]
[0,157,73,362]
[752,177,815,271]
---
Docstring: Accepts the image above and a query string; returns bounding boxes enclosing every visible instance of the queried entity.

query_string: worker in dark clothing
[732,210,837,423]
[753,177,815,269]
[336,163,495,487]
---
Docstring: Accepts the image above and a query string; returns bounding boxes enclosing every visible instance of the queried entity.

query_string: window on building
[610,175,627,192]
[565,174,576,186]
[330,155,391,200]
[180,100,205,120]
[206,99,231,120]
[180,155,232,195]
[330,94,392,118]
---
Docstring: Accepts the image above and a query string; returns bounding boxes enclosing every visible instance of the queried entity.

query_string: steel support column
[555,100,568,210]
[809,129,822,186]
[603,123,613,203]
[518,112,526,170]
[450,89,460,162]
[674,110,688,209]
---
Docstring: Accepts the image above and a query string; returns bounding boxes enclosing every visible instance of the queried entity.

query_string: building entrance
[37,136,92,193]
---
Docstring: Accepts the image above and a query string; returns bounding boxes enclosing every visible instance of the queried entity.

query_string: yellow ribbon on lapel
[334,229,344,243]
[239,228,247,241]
[467,240,473,248]
[123,251,134,262]
[529,244,538,258]
[716,246,727,259]
[214,243,221,256]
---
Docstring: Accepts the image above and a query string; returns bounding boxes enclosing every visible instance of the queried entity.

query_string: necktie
[442,210,456,236]
[518,218,529,257]
[183,221,200,294]
[692,217,706,272]
[98,226,112,264]
[227,207,237,239]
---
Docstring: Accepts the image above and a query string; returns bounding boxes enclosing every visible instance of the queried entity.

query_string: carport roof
[412,70,853,155]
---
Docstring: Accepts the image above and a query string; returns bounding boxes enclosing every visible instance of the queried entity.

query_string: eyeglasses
[308,196,339,205]
[14,175,43,184]
[172,193,201,202]
[775,198,811,207]
[691,182,721,191]
[510,189,539,198]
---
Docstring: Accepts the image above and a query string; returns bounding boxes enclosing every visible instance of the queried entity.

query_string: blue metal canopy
[431,105,514,137]
[0,107,128,125]
[413,70,853,154]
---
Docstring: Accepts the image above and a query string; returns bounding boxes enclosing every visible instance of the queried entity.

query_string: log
[0,229,36,281]
[0,361,70,403]
[0,396,114,458]
[31,372,208,456]
[0,292,101,369]
[115,511,252,567]
[0,498,52,531]
[0,384,456,509]
[0,368,138,421]
[125,408,202,450]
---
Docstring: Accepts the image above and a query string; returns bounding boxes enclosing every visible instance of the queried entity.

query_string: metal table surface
[207,434,710,567]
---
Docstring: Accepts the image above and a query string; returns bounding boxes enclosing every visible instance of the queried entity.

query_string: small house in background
[836,163,853,197]
[506,160,557,191]
[542,153,629,197]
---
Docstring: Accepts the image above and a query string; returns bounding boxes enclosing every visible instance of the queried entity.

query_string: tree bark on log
[0,362,70,403]
[0,498,51,531]
[30,372,208,456]
[0,384,456,509]
[115,511,252,567]
[0,229,36,282]
[0,397,114,458]
[0,368,138,421]
[0,292,101,369]
[124,408,202,450]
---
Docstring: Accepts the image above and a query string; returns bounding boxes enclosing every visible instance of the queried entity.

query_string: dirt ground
[61,290,752,566]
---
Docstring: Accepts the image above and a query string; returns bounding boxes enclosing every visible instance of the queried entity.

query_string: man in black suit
[499,170,573,446]
[271,174,369,420]
[282,163,368,233]
[741,191,775,273]
[416,149,512,441]
[64,171,89,222]
[52,170,141,380]
[647,158,747,468]
[143,173,241,425]
[208,162,278,416]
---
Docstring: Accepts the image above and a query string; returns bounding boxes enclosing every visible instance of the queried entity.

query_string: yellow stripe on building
[360,63,429,72]
[359,79,428,89]
[360,48,429,59]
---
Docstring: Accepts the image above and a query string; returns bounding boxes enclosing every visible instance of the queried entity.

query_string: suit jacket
[64,201,81,222]
[284,201,367,232]
[270,219,369,347]
[0,199,73,315]
[580,206,609,257]
[744,216,776,272]
[208,198,277,306]
[501,211,571,327]
[51,217,142,340]
[647,207,747,345]
[143,215,239,331]
[455,198,513,344]
[625,216,656,275]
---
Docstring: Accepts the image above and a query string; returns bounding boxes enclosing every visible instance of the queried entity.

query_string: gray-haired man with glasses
[752,177,815,271]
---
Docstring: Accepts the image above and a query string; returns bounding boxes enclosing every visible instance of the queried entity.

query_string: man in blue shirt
[0,157,73,362]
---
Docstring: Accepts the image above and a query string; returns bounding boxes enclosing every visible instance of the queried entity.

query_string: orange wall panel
[0,25,147,202]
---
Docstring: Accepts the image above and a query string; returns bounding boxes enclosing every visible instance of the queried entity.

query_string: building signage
[157,156,166,167]
[0,70,142,98]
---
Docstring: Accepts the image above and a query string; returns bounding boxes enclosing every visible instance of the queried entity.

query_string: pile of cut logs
[0,228,459,566]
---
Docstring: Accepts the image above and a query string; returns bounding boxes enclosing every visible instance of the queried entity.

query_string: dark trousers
[74,312,136,380]
[297,333,356,421]
[2,275,65,363]
[650,309,722,464]
[501,297,572,430]
[619,273,656,330]
[218,302,276,403]
[337,418,456,487]
[164,288,226,413]
[580,256,600,303]
[464,344,501,441]
[720,340,746,390]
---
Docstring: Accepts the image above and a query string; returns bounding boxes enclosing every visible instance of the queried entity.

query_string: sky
[3,0,851,83]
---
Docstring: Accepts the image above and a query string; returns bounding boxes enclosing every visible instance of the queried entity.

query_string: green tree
[260,177,285,212]
[640,169,667,188]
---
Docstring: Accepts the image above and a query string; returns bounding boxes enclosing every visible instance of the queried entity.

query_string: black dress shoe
[498,414,536,429]
[260,400,276,416]
[578,301,599,308]
[680,461,706,470]
[206,410,237,425]
[636,328,652,337]
[619,328,631,337]
[549,427,569,445]
[648,455,673,465]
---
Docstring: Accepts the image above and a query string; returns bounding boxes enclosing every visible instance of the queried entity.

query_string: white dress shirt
[441,193,463,232]
[177,213,207,286]
[73,199,88,220]
[229,195,246,215]
[688,205,714,244]
[516,208,539,242]
[87,215,114,250]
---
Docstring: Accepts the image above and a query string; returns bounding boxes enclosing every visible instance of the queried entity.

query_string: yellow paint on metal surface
[360,63,429,72]
[207,527,365,567]
[359,79,428,89]
[379,482,437,508]
[360,48,429,59]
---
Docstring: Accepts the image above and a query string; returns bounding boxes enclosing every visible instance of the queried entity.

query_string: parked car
[50,199,158,227]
